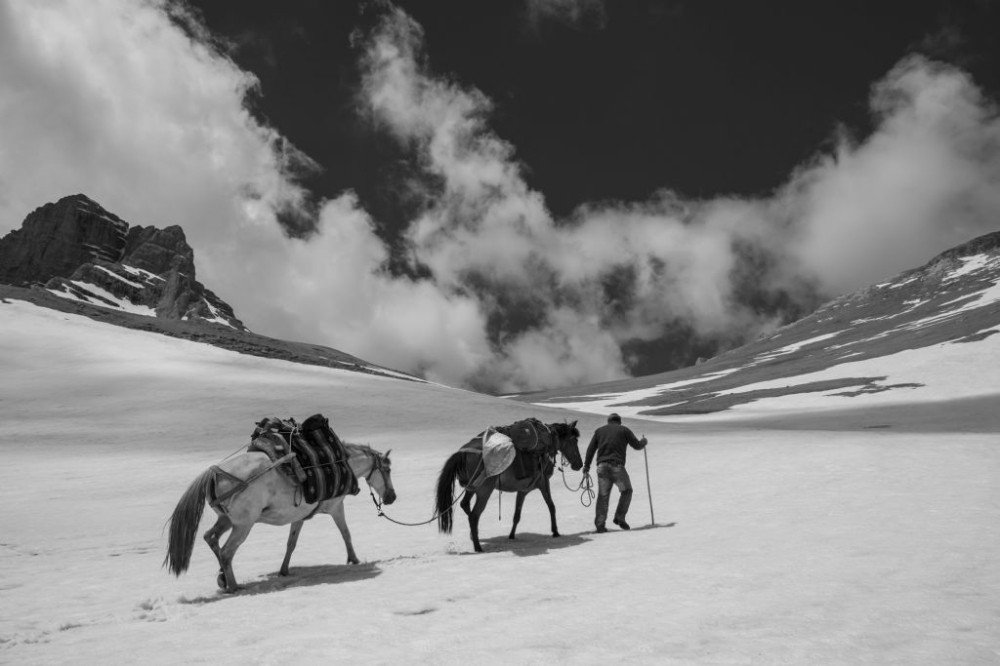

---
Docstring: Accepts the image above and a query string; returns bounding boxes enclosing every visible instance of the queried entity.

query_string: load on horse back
[435,418,582,552]
[164,413,396,593]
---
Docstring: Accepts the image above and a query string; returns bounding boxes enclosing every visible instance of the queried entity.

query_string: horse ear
[385,449,392,458]
[571,420,577,428]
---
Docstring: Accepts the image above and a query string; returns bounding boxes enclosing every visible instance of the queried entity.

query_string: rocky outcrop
[0,194,128,285]
[0,194,245,330]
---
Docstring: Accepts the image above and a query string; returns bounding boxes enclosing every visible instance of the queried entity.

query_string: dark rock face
[0,194,245,330]
[0,194,128,285]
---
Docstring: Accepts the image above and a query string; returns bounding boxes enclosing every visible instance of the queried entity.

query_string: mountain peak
[0,194,244,330]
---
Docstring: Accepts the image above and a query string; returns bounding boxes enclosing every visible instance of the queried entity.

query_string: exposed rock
[0,194,127,285]
[124,225,196,277]
[0,194,245,330]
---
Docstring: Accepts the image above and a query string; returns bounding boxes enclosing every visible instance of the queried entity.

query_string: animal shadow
[181,563,381,603]
[464,531,590,557]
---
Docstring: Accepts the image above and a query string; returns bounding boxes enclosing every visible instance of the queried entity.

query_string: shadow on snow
[452,522,677,557]
[179,562,382,603]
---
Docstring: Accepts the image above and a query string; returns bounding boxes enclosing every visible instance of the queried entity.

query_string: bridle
[362,449,389,485]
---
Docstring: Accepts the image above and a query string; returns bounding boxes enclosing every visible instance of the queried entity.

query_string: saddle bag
[248,414,358,504]
[506,418,551,454]
[301,414,360,497]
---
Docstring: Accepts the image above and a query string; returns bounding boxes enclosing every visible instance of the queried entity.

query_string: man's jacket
[584,423,646,469]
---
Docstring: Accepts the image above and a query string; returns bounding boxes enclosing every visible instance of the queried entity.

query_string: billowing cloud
[359,9,1000,390]
[0,0,490,385]
[2,1,999,393]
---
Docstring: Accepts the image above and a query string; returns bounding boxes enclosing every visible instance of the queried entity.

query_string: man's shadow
[180,562,381,603]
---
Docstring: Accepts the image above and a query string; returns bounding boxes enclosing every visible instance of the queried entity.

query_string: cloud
[778,56,1000,293]
[359,9,1000,390]
[2,1,999,393]
[524,0,607,30]
[0,0,489,385]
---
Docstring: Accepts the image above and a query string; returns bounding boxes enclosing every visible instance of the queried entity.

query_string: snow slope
[1,300,998,664]
[523,232,1000,426]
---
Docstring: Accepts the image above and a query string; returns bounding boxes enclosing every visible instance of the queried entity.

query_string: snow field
[1,300,998,663]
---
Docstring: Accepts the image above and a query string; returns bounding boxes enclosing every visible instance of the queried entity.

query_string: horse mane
[546,421,580,439]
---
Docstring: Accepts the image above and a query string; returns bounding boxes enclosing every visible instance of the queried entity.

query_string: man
[582,413,647,532]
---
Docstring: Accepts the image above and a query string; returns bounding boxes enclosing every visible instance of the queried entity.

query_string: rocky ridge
[0,194,244,329]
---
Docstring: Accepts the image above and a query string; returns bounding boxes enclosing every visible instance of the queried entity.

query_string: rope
[371,457,486,527]
[557,455,595,507]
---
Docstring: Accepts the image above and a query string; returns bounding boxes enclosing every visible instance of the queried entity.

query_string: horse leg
[460,487,474,516]
[539,479,560,537]
[508,491,527,540]
[468,486,492,553]
[219,523,253,593]
[203,514,231,571]
[460,462,482,517]
[279,520,304,576]
[330,501,360,564]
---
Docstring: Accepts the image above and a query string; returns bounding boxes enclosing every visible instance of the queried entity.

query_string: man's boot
[595,524,608,533]
[614,518,631,530]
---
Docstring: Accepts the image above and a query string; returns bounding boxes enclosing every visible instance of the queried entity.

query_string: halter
[361,448,395,515]
[360,448,389,484]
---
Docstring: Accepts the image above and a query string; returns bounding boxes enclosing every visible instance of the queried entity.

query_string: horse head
[360,446,396,505]
[549,420,583,471]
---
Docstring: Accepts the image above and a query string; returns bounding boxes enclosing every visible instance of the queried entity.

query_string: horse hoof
[279,569,290,577]
[216,572,227,589]
[552,532,561,538]
[508,535,516,540]
[347,558,360,565]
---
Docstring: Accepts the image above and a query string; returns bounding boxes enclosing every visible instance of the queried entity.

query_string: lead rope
[557,453,595,507]
[370,457,487,527]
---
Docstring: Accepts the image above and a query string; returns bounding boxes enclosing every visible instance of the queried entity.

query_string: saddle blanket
[248,413,359,504]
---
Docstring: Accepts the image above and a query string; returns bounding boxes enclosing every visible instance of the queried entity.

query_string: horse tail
[164,467,214,576]
[436,451,465,534]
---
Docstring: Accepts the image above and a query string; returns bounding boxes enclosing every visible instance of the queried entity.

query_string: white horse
[165,442,395,592]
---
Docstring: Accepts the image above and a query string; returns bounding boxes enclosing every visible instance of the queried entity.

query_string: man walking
[582,413,648,532]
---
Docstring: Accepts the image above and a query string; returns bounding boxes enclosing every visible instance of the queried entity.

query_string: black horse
[435,420,583,552]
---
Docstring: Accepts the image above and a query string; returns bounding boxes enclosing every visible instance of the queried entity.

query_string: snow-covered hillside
[1,298,997,664]
[523,231,1000,427]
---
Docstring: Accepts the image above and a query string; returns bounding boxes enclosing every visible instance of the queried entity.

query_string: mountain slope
[521,230,1000,423]
[0,194,414,381]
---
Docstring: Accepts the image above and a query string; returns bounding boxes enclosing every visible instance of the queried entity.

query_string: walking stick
[642,440,655,526]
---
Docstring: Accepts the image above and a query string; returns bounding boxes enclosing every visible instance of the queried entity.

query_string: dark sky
[190,0,999,237]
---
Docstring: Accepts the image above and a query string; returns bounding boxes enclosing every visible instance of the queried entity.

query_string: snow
[94,264,145,289]
[943,253,1000,281]
[1,299,998,664]
[751,332,841,363]
[537,369,740,417]
[48,280,157,316]
[198,299,236,329]
[120,264,165,283]
[878,274,919,289]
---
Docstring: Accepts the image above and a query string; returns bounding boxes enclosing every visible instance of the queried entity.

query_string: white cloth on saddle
[481,431,516,477]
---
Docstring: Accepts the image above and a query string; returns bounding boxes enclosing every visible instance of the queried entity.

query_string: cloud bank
[358,9,1000,390]
[2,1,999,392]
